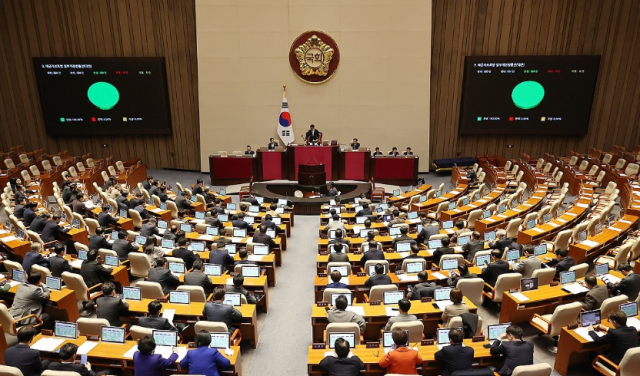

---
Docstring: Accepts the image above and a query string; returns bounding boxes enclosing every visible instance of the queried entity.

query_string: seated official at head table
[244,145,254,156]
[403,147,413,156]
[305,124,321,144]
[350,138,360,150]
[373,147,383,156]
[267,137,279,150]
[389,147,400,156]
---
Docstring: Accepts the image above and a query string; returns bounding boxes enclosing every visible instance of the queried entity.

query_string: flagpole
[283,84,286,98]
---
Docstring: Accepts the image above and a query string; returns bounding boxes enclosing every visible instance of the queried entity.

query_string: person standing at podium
[267,138,279,150]
[389,147,400,156]
[350,138,360,150]
[305,124,321,145]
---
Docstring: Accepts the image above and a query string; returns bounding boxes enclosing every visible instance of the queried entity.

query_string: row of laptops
[10,270,64,290]
[518,270,581,292]
[119,286,246,306]
[578,302,639,328]
[51,321,232,349]
[328,288,452,307]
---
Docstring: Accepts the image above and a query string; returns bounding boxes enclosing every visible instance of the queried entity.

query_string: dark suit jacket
[462,240,485,261]
[364,274,392,288]
[610,273,640,301]
[328,238,351,246]
[22,252,49,275]
[490,238,512,252]
[555,256,576,277]
[416,225,440,245]
[356,209,373,216]
[30,217,46,233]
[80,260,113,287]
[173,247,200,270]
[408,281,437,300]
[582,284,609,311]
[360,249,385,267]
[231,219,250,229]
[96,295,129,326]
[184,271,214,289]
[319,355,365,376]
[208,250,234,266]
[148,267,180,294]
[47,361,96,376]
[71,199,88,215]
[481,260,509,287]
[202,301,243,333]
[49,255,72,278]
[433,247,455,266]
[140,223,160,237]
[23,208,36,226]
[14,204,26,219]
[137,316,177,331]
[5,343,48,376]
[490,340,534,376]
[41,221,67,243]
[112,239,136,261]
[98,212,119,227]
[589,325,639,364]
[89,234,112,250]
[175,196,193,211]
[252,233,276,248]
[434,343,475,376]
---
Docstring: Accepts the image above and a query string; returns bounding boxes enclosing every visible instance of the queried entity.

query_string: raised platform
[251,181,370,215]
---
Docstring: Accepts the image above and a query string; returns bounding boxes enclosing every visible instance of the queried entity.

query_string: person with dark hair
[432,237,455,266]
[173,237,200,270]
[581,274,609,310]
[225,275,257,304]
[372,147,383,156]
[388,210,406,227]
[71,193,88,216]
[40,214,69,243]
[513,245,541,278]
[134,336,178,376]
[550,248,575,278]
[205,211,223,228]
[164,225,179,241]
[244,145,254,156]
[326,295,365,331]
[29,212,50,234]
[47,342,109,376]
[95,281,129,326]
[404,244,425,262]
[138,300,178,331]
[233,249,255,268]
[112,230,137,261]
[192,179,206,197]
[22,243,49,275]
[441,288,469,327]
[461,231,485,261]
[148,257,180,294]
[49,243,72,277]
[589,310,639,365]
[253,225,276,248]
[356,203,373,217]
[203,287,243,334]
[388,147,400,157]
[324,215,346,232]
[326,182,338,197]
[265,204,280,219]
[143,237,164,265]
[403,147,413,156]
[446,264,477,287]
[184,259,214,289]
[392,226,415,246]
[434,328,474,376]
[326,270,347,289]
[80,249,113,288]
[11,272,52,329]
[481,249,509,289]
[607,263,640,301]
[328,243,349,263]
[98,205,119,228]
[140,217,160,237]
[230,213,250,230]
[22,202,38,226]
[13,197,27,219]
[490,325,534,376]
[329,229,351,247]
[89,227,112,250]
[384,299,418,331]
[180,330,231,376]
[208,242,234,267]
[416,219,441,246]
[408,271,436,300]
[450,220,469,242]
[350,138,360,150]
[489,229,512,251]
[5,325,50,376]
[143,176,154,191]
[364,263,392,288]
[360,241,384,267]
[174,191,194,213]
[320,337,365,376]
[379,327,422,374]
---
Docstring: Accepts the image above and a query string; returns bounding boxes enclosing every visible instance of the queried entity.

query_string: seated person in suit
[329,229,351,246]
[225,274,257,304]
[174,191,194,213]
[5,325,50,376]
[173,237,200,270]
[80,249,113,289]
[416,220,440,246]
[324,215,346,232]
[489,229,512,251]
[320,337,365,376]
[265,204,281,218]
[373,147,383,156]
[13,197,27,219]
[133,336,178,376]
[128,192,145,209]
[253,224,276,249]
[490,325,534,376]
[231,213,251,229]
[203,287,243,334]
[461,231,485,261]
[379,327,422,374]
[140,217,160,237]
[233,249,255,268]
[447,263,477,287]
[388,210,406,227]
[244,145,254,156]
[95,281,129,326]
[328,243,349,263]
[71,193,88,216]
[40,214,69,243]
[112,230,137,262]
[49,243,72,278]
[148,257,180,295]
[180,330,231,376]
[403,147,413,156]
[116,191,130,212]
[432,237,455,266]
[142,176,154,191]
[22,243,49,275]
[513,245,542,278]
[163,225,179,241]
[404,245,426,262]
[481,249,509,290]
[267,137,279,150]
[11,271,53,328]
[326,270,348,289]
[441,288,469,327]
[450,220,470,243]
[549,248,575,278]
[89,227,112,250]
[384,299,418,331]
[580,274,609,311]
[388,147,400,157]
[22,202,38,227]
[408,271,436,300]
[466,167,477,185]
[208,241,234,267]
[48,343,110,376]
[607,263,640,301]
[326,182,339,197]
[138,300,178,331]
[589,310,639,365]
[364,263,392,288]
[184,259,214,290]
[192,179,206,197]
[97,205,120,228]
[392,226,415,247]
[360,241,384,267]
[326,294,366,331]
[305,124,320,144]
[350,138,360,150]
[434,328,474,376]
[356,203,373,217]
[204,211,224,228]
[29,212,50,234]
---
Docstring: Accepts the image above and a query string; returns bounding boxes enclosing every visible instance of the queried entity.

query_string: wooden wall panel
[0,0,200,170]
[431,0,640,162]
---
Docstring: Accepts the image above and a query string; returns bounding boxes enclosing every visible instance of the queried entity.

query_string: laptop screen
[160,202,167,210]
[442,220,454,229]
[119,209,128,218]
[249,205,260,213]
[621,302,638,318]
[405,262,423,274]
[407,212,418,220]
[526,219,537,230]
[382,330,408,347]
[12,269,26,282]
[180,224,192,233]
[161,239,175,249]
[534,244,547,256]
[560,271,576,285]
[227,203,236,211]
[499,205,507,214]
[360,229,373,238]
[484,231,496,241]
[219,189,226,195]
[233,228,247,238]
[356,217,366,224]
[420,195,428,202]
[594,223,603,235]
[383,291,404,305]
[168,262,185,274]
[396,242,412,252]
[437,328,454,344]
[428,239,442,249]
[448,202,456,210]
[368,264,386,276]
[476,254,491,267]
[203,263,222,276]
[78,249,88,260]
[393,189,401,196]
[595,263,609,276]
[158,220,168,229]
[225,244,237,254]
[543,213,551,223]
[244,216,255,225]
[191,241,206,252]
[256,197,264,204]
[379,204,389,211]
[457,236,470,246]
[435,288,452,301]
[483,209,492,219]
[441,258,458,271]
[242,265,260,278]
[488,323,510,341]
[45,276,62,290]
[253,244,269,255]
[224,293,242,307]
[54,321,77,339]
[206,226,219,236]
[328,333,355,349]
[101,326,126,344]
[580,310,601,327]
[462,197,470,206]
[278,199,287,206]
[520,278,539,292]
[210,332,230,349]
[135,235,147,245]
[331,293,353,307]
[329,265,349,277]
[271,217,282,225]
[195,211,205,219]
[506,249,520,262]
[578,230,587,242]
[153,330,178,347]
[266,229,276,238]
[218,214,229,222]
[383,215,393,222]
[122,287,141,300]
[169,291,190,304]
[389,227,401,236]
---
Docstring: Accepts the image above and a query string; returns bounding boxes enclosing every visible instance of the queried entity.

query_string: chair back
[548,301,582,336]
[439,254,464,269]
[432,202,449,220]
[448,314,483,336]
[368,285,398,302]
[401,259,426,273]
[429,233,448,241]
[101,171,110,184]
[0,303,19,336]
[116,161,126,173]
[602,154,612,164]
[3,260,23,274]
[325,323,361,346]
[31,264,52,281]
[587,216,602,236]
[61,272,89,301]
[129,209,143,228]
[136,281,165,299]
[569,263,589,279]
[84,218,99,236]
[552,230,573,251]
[492,273,522,302]
[130,325,154,341]
[77,318,110,336]
[625,163,639,176]
[604,181,617,195]
[456,278,484,306]
[390,321,423,343]
[578,160,589,171]
[98,248,118,260]
[600,295,629,319]
[322,288,351,303]
[505,218,522,239]
[615,158,626,170]
[129,253,152,278]
[618,347,640,376]
[177,285,207,302]
[76,162,86,173]
[194,321,229,333]
[466,209,482,229]
[0,366,25,376]
[108,166,117,176]
[531,268,555,285]
[166,201,178,219]
[511,363,552,376]
[29,165,41,177]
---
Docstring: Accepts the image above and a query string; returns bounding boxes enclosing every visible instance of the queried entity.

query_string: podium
[298,164,326,186]
[256,147,288,181]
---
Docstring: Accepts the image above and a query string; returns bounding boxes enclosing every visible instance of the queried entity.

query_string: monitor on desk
[148,198,155,206]
[506,249,521,262]
[580,310,601,327]
[595,263,609,276]
[266,229,276,238]
[498,204,507,214]
[393,189,401,196]
[329,265,349,277]
[462,197,470,206]
[161,239,175,249]
[488,323,511,341]
[168,262,185,274]
[256,197,264,204]
[443,220,454,230]
[219,189,226,196]
[328,230,337,239]
[227,203,236,211]
[219,214,229,222]
[160,202,167,210]
[54,321,78,339]
[249,205,260,213]
[354,205,363,213]
[578,230,587,242]
[169,290,190,304]
[71,218,80,229]
[181,223,192,233]
[158,220,168,229]
[45,276,62,290]
[16,229,25,241]
[242,265,260,278]
[379,204,389,211]
[533,244,547,256]
[204,263,223,276]
[12,269,26,283]
[210,332,230,349]
[382,214,393,222]
[225,244,237,254]
[123,287,141,301]
[543,213,551,223]
[526,219,537,230]
[277,199,287,206]
[389,227,401,236]
[135,235,147,245]
[405,262,423,274]
[111,230,119,240]
[233,228,247,238]
[383,291,404,305]
[396,242,412,253]
[435,190,442,198]
[206,226,219,236]
[195,211,205,220]
[476,254,491,268]
[360,229,373,238]
[329,199,336,206]
[368,264,387,276]
[441,258,458,271]
[276,207,284,214]
[356,216,366,224]
[435,287,452,301]
[119,209,128,218]
[621,302,638,318]
[520,277,539,292]
[407,211,418,220]
[437,328,462,345]
[253,244,269,256]
[272,217,281,225]
[224,292,242,306]
[190,241,206,252]
[153,330,178,347]
[594,223,603,235]
[483,209,492,219]
[560,271,576,285]
[101,326,126,344]
[484,231,496,242]
[78,249,88,261]
[457,236,470,246]
[420,195,428,203]
[448,202,456,211]
[331,293,353,307]
[328,333,355,349]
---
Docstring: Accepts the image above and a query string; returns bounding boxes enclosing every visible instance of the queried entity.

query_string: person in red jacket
[379,328,422,374]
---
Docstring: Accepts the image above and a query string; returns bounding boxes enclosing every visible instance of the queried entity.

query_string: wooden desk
[30,334,242,376]
[387,185,432,205]
[440,184,507,222]
[310,299,477,342]
[474,184,548,235]
[176,274,270,314]
[66,256,131,288]
[127,298,259,348]
[1,281,80,322]
[0,231,31,261]
[185,232,284,267]
[568,215,638,264]
[409,185,470,214]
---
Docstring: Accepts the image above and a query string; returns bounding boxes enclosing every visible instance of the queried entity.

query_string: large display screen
[459,55,600,135]
[33,57,171,136]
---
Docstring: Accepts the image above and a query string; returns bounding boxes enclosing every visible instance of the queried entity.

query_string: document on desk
[123,345,139,358]
[397,252,410,258]
[248,255,263,262]
[226,278,234,286]
[385,307,400,317]
[579,240,600,248]
[162,309,176,325]
[573,327,604,342]
[431,272,448,280]
[397,274,419,282]
[566,212,577,217]
[154,346,188,361]
[31,338,65,352]
[345,306,365,316]
[556,218,567,223]
[0,236,17,243]
[531,228,544,233]
[600,274,621,284]
[496,214,507,219]
[77,341,99,355]
[619,219,632,224]
[198,235,214,241]
[434,300,453,310]
[70,259,84,268]
[231,237,245,243]
[561,283,590,294]
[627,317,640,331]
[608,227,622,232]
[0,229,8,235]
[549,222,560,228]
[150,208,163,214]
[576,203,589,208]
[510,292,530,302]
